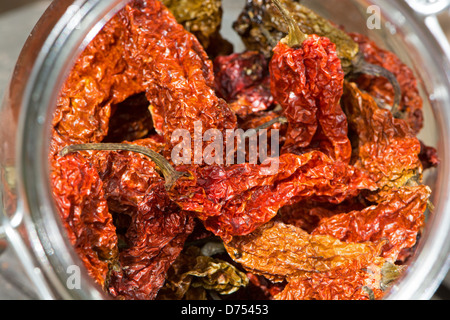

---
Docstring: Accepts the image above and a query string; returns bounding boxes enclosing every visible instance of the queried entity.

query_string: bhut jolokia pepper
[51,0,237,161]
[349,32,424,134]
[233,0,402,113]
[341,82,423,194]
[50,154,118,289]
[157,246,249,300]
[312,185,431,262]
[268,0,351,163]
[82,140,195,300]
[224,221,402,300]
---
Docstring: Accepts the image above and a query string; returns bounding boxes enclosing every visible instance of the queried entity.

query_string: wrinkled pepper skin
[51,0,236,159]
[50,154,118,289]
[349,33,424,134]
[170,151,375,242]
[341,82,422,192]
[87,142,195,300]
[270,37,351,163]
[313,185,431,262]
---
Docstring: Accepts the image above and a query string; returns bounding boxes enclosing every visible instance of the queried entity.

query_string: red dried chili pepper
[50,153,118,289]
[122,0,237,157]
[312,185,431,262]
[84,141,195,300]
[268,0,351,163]
[51,0,237,161]
[169,150,375,242]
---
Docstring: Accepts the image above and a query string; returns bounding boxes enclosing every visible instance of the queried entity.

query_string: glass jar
[0,0,449,299]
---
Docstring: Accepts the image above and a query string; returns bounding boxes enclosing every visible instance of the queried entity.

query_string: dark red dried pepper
[213,51,274,119]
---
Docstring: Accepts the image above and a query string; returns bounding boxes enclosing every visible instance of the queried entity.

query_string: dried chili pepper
[225,221,403,300]
[419,140,440,170]
[268,0,351,163]
[161,0,233,58]
[157,246,249,300]
[213,51,274,118]
[274,259,403,300]
[349,32,424,134]
[51,0,237,161]
[61,143,375,243]
[107,195,195,300]
[50,16,144,155]
[82,141,195,300]
[50,153,118,289]
[341,82,422,192]
[170,151,375,242]
[233,0,401,112]
[224,221,385,282]
[122,0,237,157]
[312,185,431,262]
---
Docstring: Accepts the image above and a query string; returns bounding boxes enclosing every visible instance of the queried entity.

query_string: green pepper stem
[271,0,307,48]
[59,143,186,190]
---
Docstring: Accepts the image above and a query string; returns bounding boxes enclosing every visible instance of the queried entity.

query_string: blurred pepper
[213,51,274,118]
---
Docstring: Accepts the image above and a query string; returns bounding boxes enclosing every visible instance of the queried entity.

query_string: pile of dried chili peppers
[50,0,439,300]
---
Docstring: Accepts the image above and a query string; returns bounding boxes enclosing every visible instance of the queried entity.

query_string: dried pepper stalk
[161,0,233,58]
[350,32,424,134]
[50,153,118,289]
[233,0,401,112]
[214,51,274,119]
[269,0,351,163]
[313,185,431,262]
[157,246,249,300]
[341,82,422,192]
